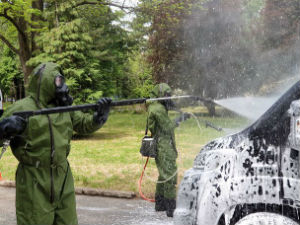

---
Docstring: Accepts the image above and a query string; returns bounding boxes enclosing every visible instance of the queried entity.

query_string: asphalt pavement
[0,186,173,225]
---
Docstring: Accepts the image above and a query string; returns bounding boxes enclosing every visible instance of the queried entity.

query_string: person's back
[148,101,176,138]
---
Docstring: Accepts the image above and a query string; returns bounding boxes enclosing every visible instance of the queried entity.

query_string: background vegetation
[1,0,299,103]
[0,0,299,194]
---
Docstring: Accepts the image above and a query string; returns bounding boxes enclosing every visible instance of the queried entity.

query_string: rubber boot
[165,199,176,217]
[155,195,166,211]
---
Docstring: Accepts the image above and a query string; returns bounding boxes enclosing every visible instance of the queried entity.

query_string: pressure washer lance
[0,96,220,160]
[11,96,221,132]
[11,95,214,118]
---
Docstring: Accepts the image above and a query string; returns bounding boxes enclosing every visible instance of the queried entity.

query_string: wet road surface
[0,186,173,225]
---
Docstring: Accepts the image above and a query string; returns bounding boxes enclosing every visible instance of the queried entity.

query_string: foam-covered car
[174,81,300,225]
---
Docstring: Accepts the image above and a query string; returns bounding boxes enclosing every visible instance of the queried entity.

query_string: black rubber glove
[93,97,112,126]
[174,112,191,127]
[0,116,27,139]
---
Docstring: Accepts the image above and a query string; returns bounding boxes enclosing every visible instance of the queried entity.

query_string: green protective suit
[147,83,178,200]
[0,62,102,225]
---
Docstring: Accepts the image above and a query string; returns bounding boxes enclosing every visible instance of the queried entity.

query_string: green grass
[0,106,249,196]
[3,102,13,109]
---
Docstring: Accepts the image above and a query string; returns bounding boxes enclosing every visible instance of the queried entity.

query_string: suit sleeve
[0,103,22,147]
[70,111,103,134]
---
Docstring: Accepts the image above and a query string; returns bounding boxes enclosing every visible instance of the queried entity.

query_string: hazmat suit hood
[27,62,64,107]
[150,83,175,110]
[150,83,172,98]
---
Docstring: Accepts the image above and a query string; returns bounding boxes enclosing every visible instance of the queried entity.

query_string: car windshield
[245,80,300,137]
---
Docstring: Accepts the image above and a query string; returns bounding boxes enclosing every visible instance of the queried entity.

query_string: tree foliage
[0,46,21,99]
[0,0,45,84]
[127,50,154,98]
[142,0,299,102]
[0,0,139,102]
[260,0,300,83]
[1,0,299,105]
[142,0,257,99]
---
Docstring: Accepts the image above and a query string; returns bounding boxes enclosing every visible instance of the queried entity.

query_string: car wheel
[235,212,298,225]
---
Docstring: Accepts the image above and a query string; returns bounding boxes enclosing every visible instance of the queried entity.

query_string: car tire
[235,212,298,225]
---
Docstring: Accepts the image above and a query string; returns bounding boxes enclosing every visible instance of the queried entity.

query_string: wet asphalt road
[0,186,173,225]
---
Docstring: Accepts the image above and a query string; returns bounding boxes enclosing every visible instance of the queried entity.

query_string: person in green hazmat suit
[0,62,111,225]
[147,83,190,217]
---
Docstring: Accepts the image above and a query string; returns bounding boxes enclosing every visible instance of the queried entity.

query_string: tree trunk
[18,28,33,86]
[205,102,216,117]
[0,0,44,98]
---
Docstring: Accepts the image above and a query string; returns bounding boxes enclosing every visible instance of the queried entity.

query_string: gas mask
[162,92,176,111]
[54,75,73,106]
